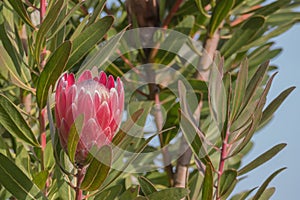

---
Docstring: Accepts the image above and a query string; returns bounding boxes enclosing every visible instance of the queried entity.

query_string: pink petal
[66,85,77,109]
[78,70,92,83]
[108,88,118,115]
[78,92,94,122]
[99,71,107,85]
[96,127,111,147]
[94,91,102,110]
[59,119,70,149]
[57,91,67,120]
[96,101,111,130]
[65,103,77,126]
[106,75,115,89]
[80,119,99,149]
[66,73,75,88]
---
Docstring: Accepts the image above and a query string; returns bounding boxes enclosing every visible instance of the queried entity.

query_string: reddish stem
[162,0,184,28]
[40,0,47,69]
[216,126,230,200]
[75,168,85,200]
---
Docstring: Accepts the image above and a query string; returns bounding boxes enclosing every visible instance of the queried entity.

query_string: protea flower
[55,70,124,165]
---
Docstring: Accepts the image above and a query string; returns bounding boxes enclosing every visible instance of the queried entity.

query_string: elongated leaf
[119,187,139,200]
[230,187,257,200]
[32,170,49,190]
[67,115,83,163]
[260,87,295,126]
[0,46,34,92]
[251,168,286,200]
[80,145,112,191]
[138,176,157,196]
[202,163,213,200]
[49,1,85,40]
[87,0,107,26]
[78,29,126,73]
[66,16,114,70]
[208,0,234,36]
[230,58,248,122]
[219,169,237,197]
[0,153,45,200]
[238,143,286,176]
[250,187,275,200]
[7,0,34,28]
[36,41,72,108]
[0,94,39,146]
[195,0,209,18]
[221,16,265,58]
[243,61,269,109]
[94,185,123,200]
[148,188,189,200]
[34,0,64,64]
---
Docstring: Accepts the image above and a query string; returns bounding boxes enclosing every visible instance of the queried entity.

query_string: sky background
[107,1,300,198]
[236,24,300,199]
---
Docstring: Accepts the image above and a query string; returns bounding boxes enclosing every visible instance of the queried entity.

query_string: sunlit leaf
[94,185,123,200]
[0,94,39,147]
[251,168,286,200]
[66,16,114,70]
[202,163,213,200]
[138,176,157,196]
[36,41,72,108]
[6,0,34,28]
[80,145,112,191]
[148,188,189,200]
[238,143,286,176]
[0,153,45,200]
[208,0,234,36]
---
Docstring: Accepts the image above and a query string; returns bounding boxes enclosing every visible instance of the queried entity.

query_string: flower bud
[55,70,124,165]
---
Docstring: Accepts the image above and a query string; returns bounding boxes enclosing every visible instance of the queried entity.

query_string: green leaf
[119,187,139,200]
[219,169,237,197]
[0,153,45,200]
[148,188,189,200]
[230,58,248,122]
[208,0,235,36]
[94,185,123,200]
[48,1,85,40]
[230,187,257,200]
[78,29,126,73]
[250,187,275,200]
[32,170,49,190]
[202,163,213,200]
[138,176,157,196]
[238,143,286,176]
[220,16,265,58]
[66,16,114,70]
[0,46,34,92]
[36,41,72,108]
[0,94,39,147]
[251,168,286,200]
[243,61,269,110]
[87,0,107,26]
[195,0,209,18]
[80,145,112,191]
[67,115,83,163]
[260,87,295,126]
[7,0,34,28]
[34,0,64,64]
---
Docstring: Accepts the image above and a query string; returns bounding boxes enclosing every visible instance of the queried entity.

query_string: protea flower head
[55,70,124,165]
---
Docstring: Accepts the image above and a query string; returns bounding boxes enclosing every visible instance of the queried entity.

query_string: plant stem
[216,126,230,200]
[154,93,174,186]
[162,0,184,28]
[75,168,85,200]
[40,0,47,69]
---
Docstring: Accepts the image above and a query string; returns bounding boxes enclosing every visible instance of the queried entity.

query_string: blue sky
[236,24,300,199]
